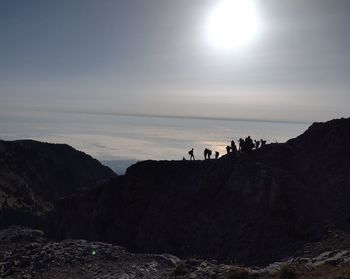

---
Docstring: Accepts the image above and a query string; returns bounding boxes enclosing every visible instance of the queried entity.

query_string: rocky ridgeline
[48,118,350,266]
[0,227,178,279]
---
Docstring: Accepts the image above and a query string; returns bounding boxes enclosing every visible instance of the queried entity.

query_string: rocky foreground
[0,227,178,279]
[1,227,350,279]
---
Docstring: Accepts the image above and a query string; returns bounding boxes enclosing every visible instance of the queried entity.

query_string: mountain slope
[47,118,350,265]
[0,139,117,228]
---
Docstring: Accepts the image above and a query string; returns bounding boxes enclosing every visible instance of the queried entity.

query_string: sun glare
[205,0,260,51]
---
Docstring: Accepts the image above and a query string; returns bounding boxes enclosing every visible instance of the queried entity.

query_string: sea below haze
[0,109,310,174]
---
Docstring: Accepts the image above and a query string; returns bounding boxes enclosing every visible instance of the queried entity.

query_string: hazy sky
[1,0,350,122]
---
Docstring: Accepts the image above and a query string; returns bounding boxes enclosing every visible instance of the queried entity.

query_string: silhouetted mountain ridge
[46,118,350,265]
[0,139,116,228]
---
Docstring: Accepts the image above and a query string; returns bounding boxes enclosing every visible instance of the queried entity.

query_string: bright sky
[1,0,350,122]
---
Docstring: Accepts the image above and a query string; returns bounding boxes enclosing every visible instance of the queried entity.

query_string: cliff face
[0,140,116,228]
[47,118,350,266]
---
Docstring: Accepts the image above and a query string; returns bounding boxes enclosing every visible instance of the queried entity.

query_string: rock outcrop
[0,227,178,279]
[45,118,350,265]
[168,247,350,279]
[0,140,117,228]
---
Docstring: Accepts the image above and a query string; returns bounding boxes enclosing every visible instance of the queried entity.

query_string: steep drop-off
[47,118,350,265]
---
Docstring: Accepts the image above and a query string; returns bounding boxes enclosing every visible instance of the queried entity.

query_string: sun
[205,0,260,51]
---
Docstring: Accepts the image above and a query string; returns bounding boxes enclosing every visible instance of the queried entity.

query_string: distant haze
[102,160,138,175]
[0,109,309,162]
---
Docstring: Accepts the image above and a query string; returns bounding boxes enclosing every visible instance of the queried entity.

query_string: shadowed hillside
[0,140,117,228]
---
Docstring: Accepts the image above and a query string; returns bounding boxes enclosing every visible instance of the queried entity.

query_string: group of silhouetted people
[238,137,266,152]
[238,136,267,152]
[186,136,267,160]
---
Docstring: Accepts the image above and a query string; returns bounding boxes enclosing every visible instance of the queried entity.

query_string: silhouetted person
[208,149,212,159]
[231,140,237,153]
[260,139,266,148]
[239,138,244,151]
[245,136,254,152]
[215,151,219,159]
[189,148,195,160]
[226,145,231,154]
[254,140,260,149]
[204,148,209,160]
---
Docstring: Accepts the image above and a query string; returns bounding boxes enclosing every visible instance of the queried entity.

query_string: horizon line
[0,104,312,125]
